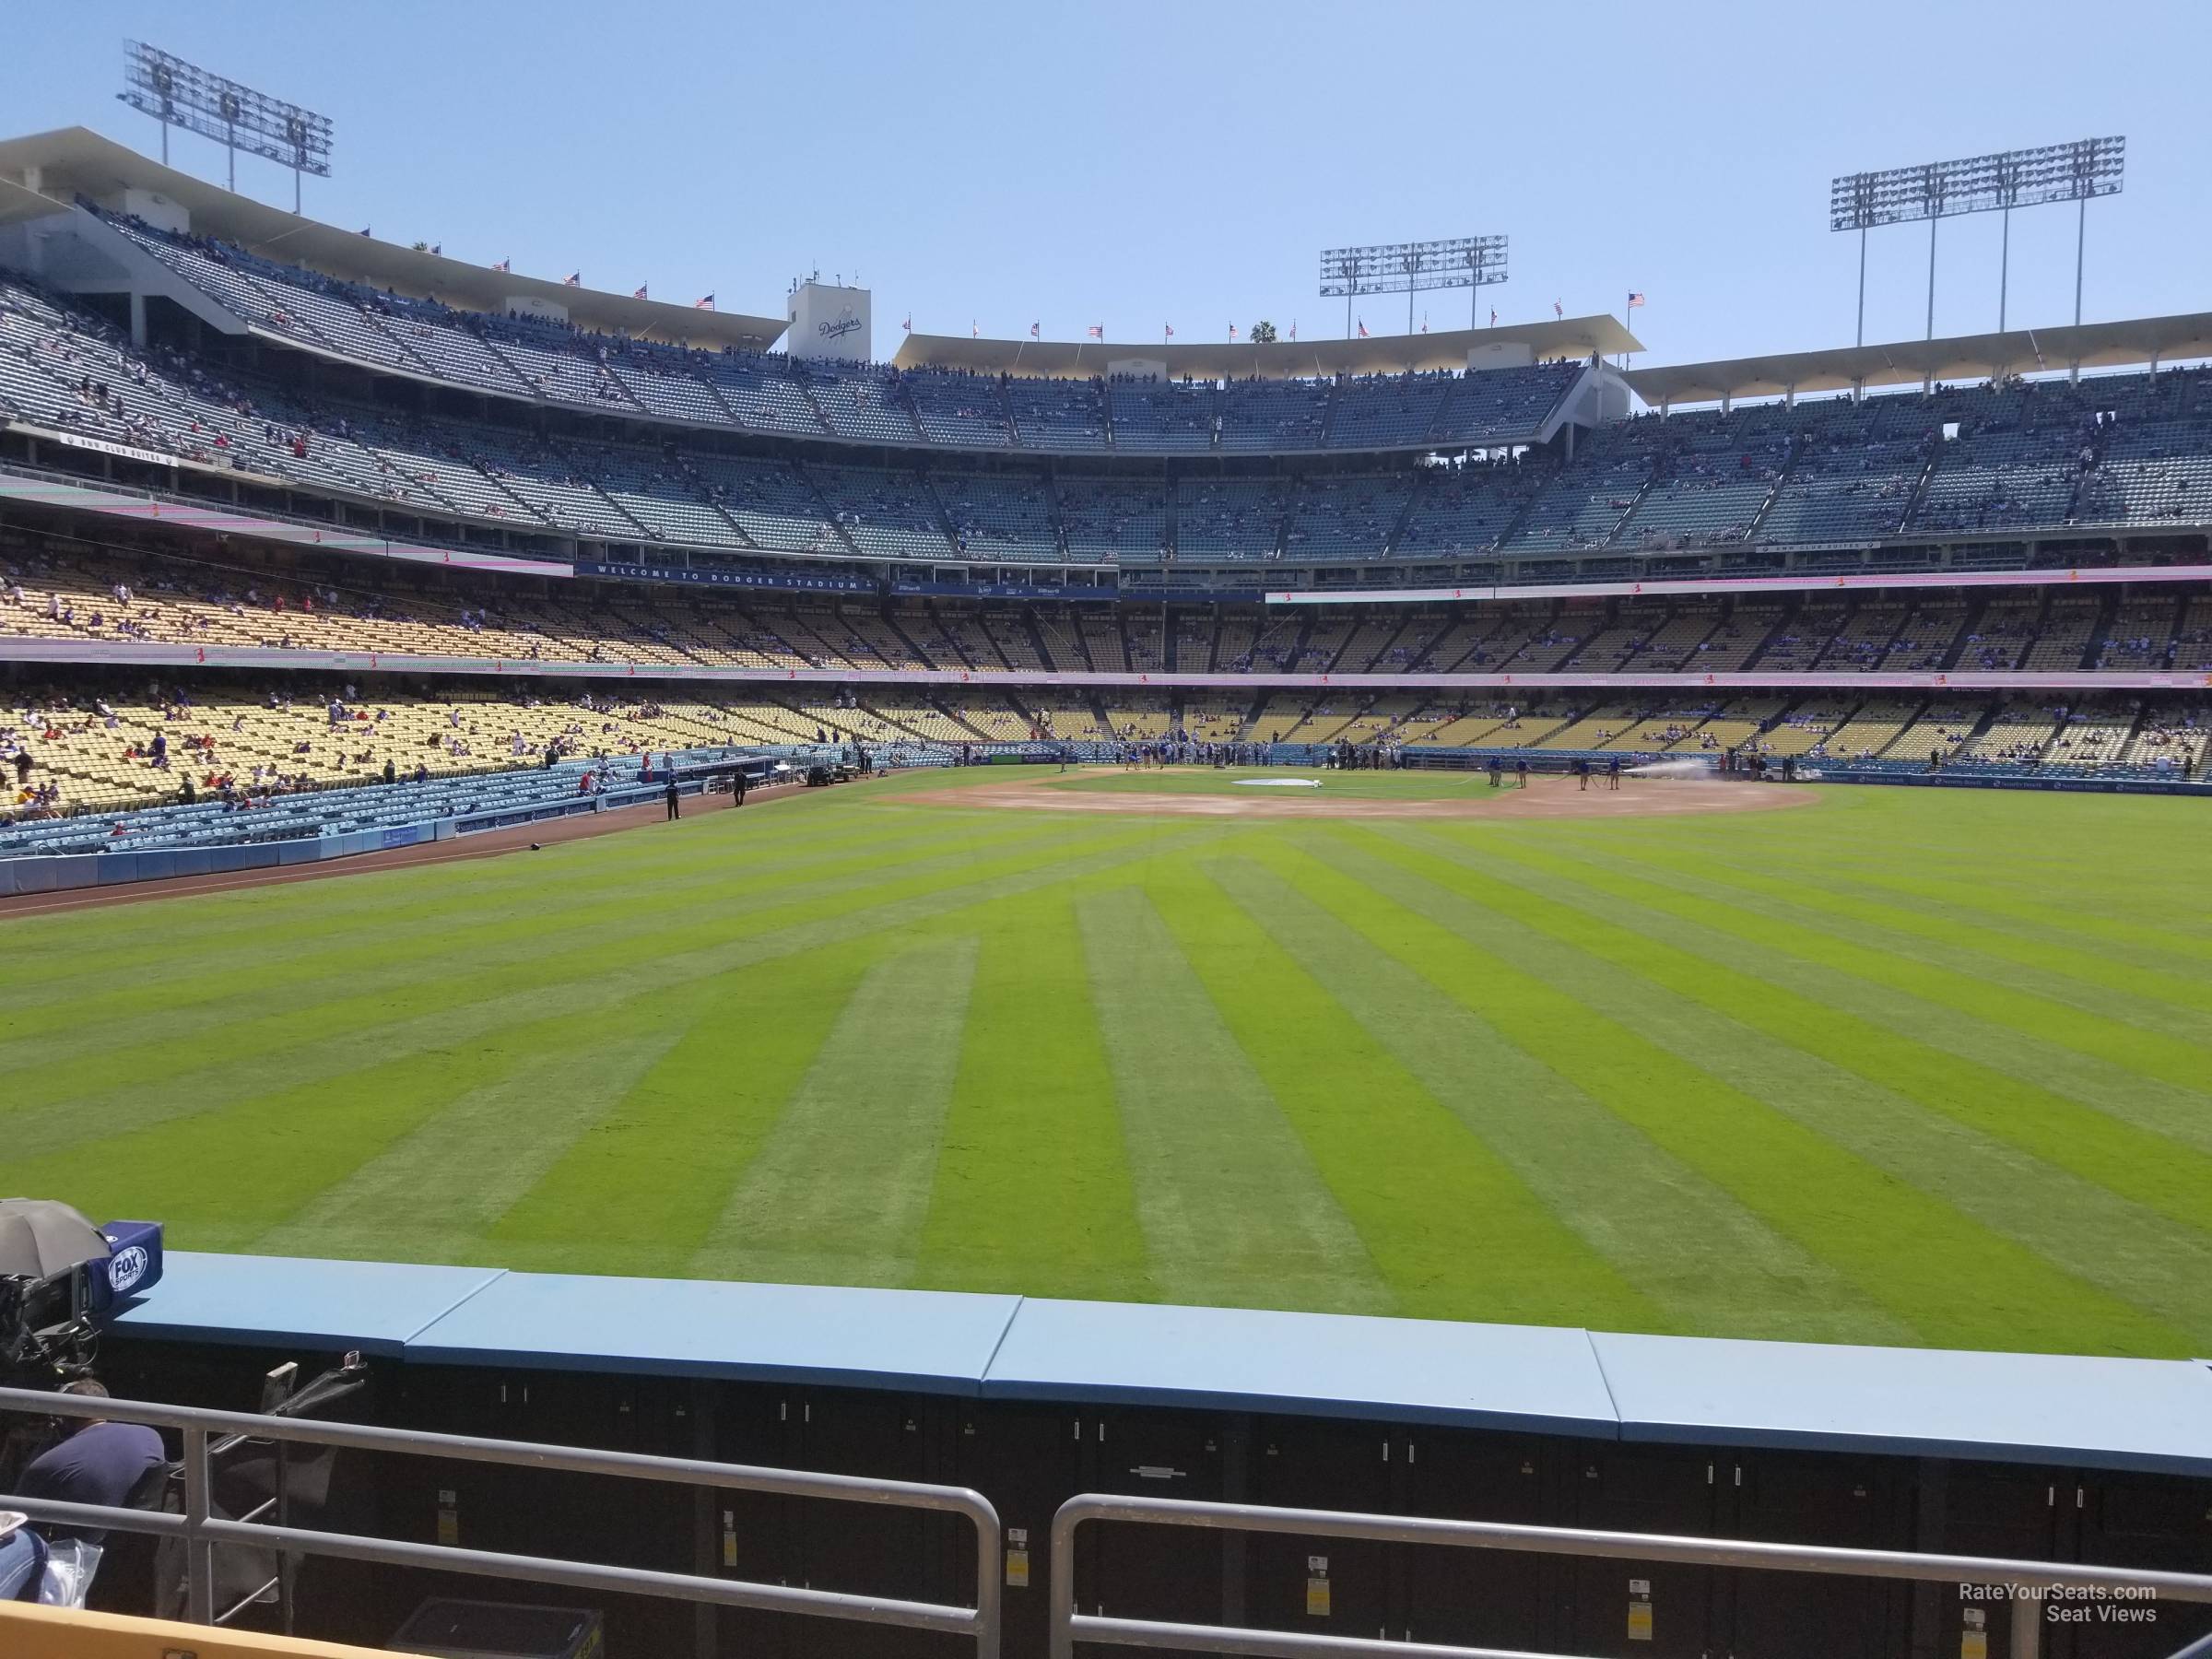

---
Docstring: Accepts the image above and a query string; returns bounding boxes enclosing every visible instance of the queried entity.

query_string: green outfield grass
[6,766,2211,1357]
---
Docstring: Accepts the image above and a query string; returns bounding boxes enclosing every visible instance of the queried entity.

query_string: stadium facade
[6,120,2212,839]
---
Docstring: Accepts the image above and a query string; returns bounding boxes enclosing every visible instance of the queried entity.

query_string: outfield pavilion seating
[688,453,844,552]
[1808,602,1904,671]
[1805,699,1928,765]
[0,750,707,860]
[2041,700,2140,770]
[1002,377,1109,449]
[1533,702,1634,748]
[1288,613,1355,671]
[1394,460,1540,556]
[1108,379,1214,451]
[1907,395,2094,535]
[1175,478,1287,560]
[3,681,780,817]
[585,445,748,547]
[1170,607,1217,671]
[2021,595,2100,670]
[2077,417,2212,526]
[1628,604,1724,669]
[1960,701,2066,764]
[974,609,1048,670]
[811,369,923,444]
[693,352,830,436]
[1751,600,1853,672]
[2124,711,2212,772]
[904,371,1017,447]
[934,473,1060,561]
[1281,475,1411,560]
[2173,596,2212,671]
[1077,610,1130,672]
[16,262,2212,577]
[1500,450,1648,552]
[2097,595,2183,669]
[1760,700,1861,757]
[1217,379,1327,452]
[1879,601,1967,670]
[1326,374,1448,449]
[1055,477,1168,561]
[472,314,644,411]
[1957,594,2043,670]
[1430,359,1584,444]
[1884,699,1989,763]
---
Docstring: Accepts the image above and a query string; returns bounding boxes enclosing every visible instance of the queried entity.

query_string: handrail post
[972,1500,1004,1659]
[1049,1495,1086,1659]
[182,1425,215,1625]
[2011,1589,2042,1659]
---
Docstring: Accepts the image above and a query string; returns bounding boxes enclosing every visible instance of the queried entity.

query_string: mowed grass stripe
[1579,841,2212,1045]
[492,944,875,1278]
[250,1018,693,1265]
[0,816,1077,1052]
[1212,850,1915,1345]
[0,820,1175,1116]
[9,828,1209,1165]
[1149,859,1665,1330]
[1077,882,1394,1314]
[691,935,979,1286]
[1312,832,2212,1348]
[1311,826,2187,1355]
[0,1002,647,1255]
[911,898,1155,1301]
[1469,834,2212,1182]
[0,795,924,976]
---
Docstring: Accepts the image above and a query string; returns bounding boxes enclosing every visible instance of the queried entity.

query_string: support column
[1925,216,1938,342]
[129,290,148,348]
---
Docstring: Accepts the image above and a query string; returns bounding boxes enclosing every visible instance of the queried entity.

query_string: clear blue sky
[5,2,2206,364]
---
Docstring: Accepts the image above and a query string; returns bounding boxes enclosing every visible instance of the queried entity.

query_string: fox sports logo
[108,1245,150,1293]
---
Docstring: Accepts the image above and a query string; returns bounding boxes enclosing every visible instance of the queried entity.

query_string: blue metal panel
[113,1251,508,1358]
[981,1299,1621,1438]
[405,1272,1022,1395]
[1590,1331,2212,1477]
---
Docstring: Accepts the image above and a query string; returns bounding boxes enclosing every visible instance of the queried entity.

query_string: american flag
[901,314,912,332]
[492,259,510,274]
[1164,324,1174,338]
[429,244,441,256]
[1553,299,1562,318]
[1031,322,1041,339]
[1357,320,1369,339]
[695,294,715,311]
[1087,324,1103,339]
[1229,324,1238,340]
[633,285,649,300]
[1628,291,1646,309]
[564,272,581,288]
[1289,322,1297,341]
[1490,308,1497,326]
[1420,314,1429,335]
[971,321,979,337]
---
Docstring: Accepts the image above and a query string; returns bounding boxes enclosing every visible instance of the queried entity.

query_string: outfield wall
[94,1253,2212,1658]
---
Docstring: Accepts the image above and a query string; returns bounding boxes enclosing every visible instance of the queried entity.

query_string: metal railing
[1049,1493,2212,1659]
[0,1385,999,1658]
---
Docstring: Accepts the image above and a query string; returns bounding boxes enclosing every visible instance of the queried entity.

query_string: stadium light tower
[1830,136,2124,346]
[118,41,334,213]
[1319,236,1507,339]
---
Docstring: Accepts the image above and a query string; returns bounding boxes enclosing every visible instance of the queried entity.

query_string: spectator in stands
[9,1379,165,1600]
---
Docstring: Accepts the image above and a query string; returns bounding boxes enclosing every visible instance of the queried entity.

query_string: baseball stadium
[3,27,2212,1659]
